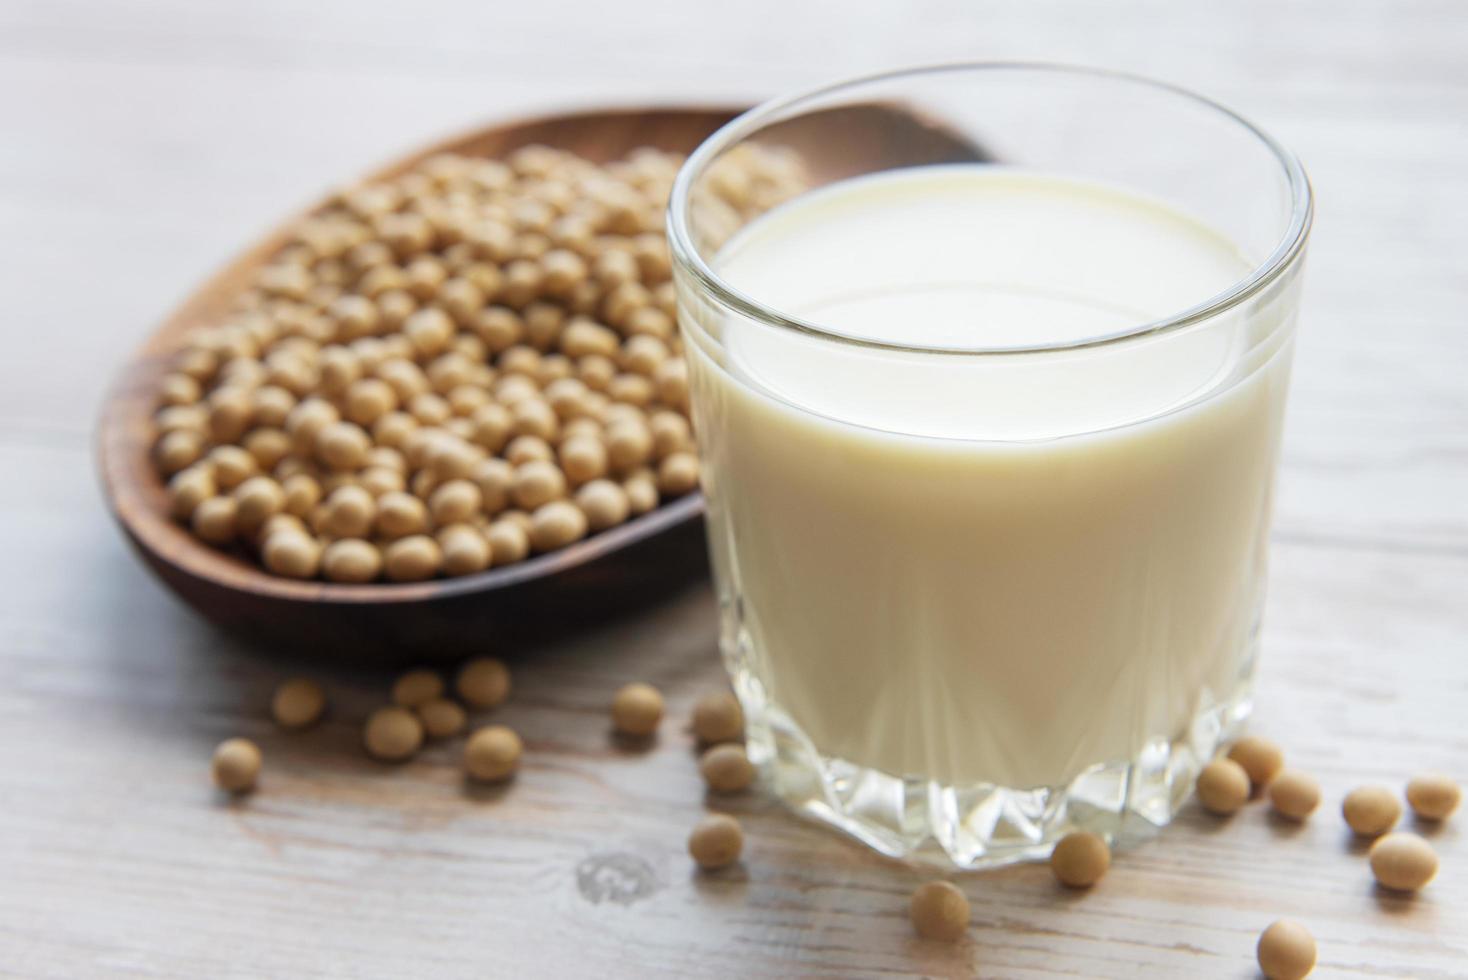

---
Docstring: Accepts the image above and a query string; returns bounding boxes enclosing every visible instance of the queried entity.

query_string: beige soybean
[417,698,468,739]
[155,429,205,475]
[156,405,207,436]
[692,692,743,745]
[474,457,515,512]
[384,535,441,581]
[602,282,649,329]
[1368,832,1438,892]
[439,524,491,576]
[530,500,586,552]
[656,358,689,409]
[233,476,285,534]
[404,307,454,357]
[168,467,216,521]
[192,496,239,544]
[657,452,700,497]
[373,409,418,448]
[1406,773,1461,821]
[375,491,428,539]
[1050,831,1110,888]
[1343,785,1401,837]
[262,530,321,579]
[208,387,252,443]
[621,334,669,377]
[1227,735,1285,789]
[209,445,258,490]
[605,420,652,471]
[250,383,294,427]
[430,479,482,525]
[699,743,755,794]
[321,485,376,538]
[577,353,616,391]
[409,392,452,425]
[561,417,602,444]
[471,403,514,453]
[505,434,553,466]
[316,421,371,470]
[625,306,672,340]
[365,447,407,475]
[687,814,743,871]
[211,738,262,794]
[322,538,382,583]
[649,410,691,458]
[486,519,530,566]
[1256,920,1317,980]
[513,461,567,511]
[375,293,416,331]
[475,307,522,352]
[428,352,472,393]
[457,657,512,709]
[559,435,608,485]
[465,725,522,782]
[281,474,322,517]
[243,428,291,470]
[543,377,588,418]
[429,438,482,481]
[159,372,202,407]
[1268,769,1322,821]
[345,378,398,425]
[448,384,490,417]
[1196,758,1251,815]
[561,319,618,359]
[624,470,659,516]
[392,669,445,708]
[285,398,339,453]
[608,373,653,407]
[378,359,429,401]
[272,678,326,729]
[909,880,969,942]
[364,706,424,761]
[611,682,663,737]
[359,466,404,497]
[261,514,307,543]
[575,479,629,532]
[317,347,362,395]
[499,346,542,381]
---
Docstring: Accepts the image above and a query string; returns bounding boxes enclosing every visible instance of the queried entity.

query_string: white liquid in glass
[687,166,1293,788]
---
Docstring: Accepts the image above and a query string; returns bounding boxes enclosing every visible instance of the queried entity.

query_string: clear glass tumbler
[668,64,1311,869]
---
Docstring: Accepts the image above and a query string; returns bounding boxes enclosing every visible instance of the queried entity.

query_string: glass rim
[666,61,1314,357]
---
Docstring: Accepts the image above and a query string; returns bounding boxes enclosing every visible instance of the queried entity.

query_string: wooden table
[2,1,1464,976]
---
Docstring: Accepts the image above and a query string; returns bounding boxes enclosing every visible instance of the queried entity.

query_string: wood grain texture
[1,1,1466,977]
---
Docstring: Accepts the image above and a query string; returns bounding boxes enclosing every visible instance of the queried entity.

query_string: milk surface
[687,166,1293,788]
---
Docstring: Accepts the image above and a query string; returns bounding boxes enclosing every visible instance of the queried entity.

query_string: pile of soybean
[154,142,804,582]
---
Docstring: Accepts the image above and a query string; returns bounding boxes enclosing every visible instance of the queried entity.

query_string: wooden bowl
[97,103,983,661]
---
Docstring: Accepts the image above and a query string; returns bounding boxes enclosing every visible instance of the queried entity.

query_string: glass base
[730,641,1255,871]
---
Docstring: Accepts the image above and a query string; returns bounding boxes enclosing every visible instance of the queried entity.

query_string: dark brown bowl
[97,103,983,662]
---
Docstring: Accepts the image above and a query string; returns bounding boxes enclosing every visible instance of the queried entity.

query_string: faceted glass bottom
[727,626,1257,871]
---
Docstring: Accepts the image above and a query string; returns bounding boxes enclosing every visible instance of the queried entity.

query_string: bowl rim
[95,104,729,607]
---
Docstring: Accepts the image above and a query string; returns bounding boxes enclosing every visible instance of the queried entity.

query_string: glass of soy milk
[667,64,1312,869]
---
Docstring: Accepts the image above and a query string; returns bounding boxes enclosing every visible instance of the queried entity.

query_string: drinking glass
[667,64,1311,868]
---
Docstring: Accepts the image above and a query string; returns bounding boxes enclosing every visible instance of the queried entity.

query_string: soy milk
[685,166,1293,788]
